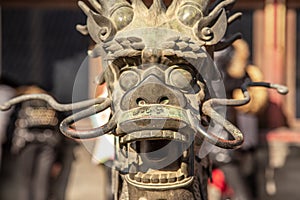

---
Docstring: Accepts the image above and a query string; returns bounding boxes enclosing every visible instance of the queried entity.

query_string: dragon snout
[120,75,187,110]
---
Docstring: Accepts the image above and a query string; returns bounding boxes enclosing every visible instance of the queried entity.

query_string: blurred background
[0,0,299,200]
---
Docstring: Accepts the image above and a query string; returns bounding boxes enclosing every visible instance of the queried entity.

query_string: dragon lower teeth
[132,168,187,184]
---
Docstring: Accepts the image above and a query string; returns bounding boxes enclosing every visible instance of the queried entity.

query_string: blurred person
[208,39,268,200]
[4,85,62,200]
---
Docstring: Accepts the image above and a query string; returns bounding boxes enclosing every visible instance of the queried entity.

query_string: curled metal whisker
[60,98,117,139]
[200,97,245,149]
[248,82,289,95]
[0,94,108,112]
[199,81,288,149]
[196,119,243,149]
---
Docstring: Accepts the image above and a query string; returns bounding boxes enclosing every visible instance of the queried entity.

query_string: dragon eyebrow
[112,56,143,69]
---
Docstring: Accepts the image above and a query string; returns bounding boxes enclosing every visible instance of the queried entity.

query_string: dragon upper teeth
[120,130,190,144]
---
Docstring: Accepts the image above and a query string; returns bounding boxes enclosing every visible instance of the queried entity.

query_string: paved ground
[0,143,111,200]
[66,145,110,200]
[1,142,300,200]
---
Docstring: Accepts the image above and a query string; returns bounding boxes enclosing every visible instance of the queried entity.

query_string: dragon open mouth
[116,105,197,189]
[124,139,194,189]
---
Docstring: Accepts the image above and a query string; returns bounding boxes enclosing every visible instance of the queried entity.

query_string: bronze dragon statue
[1,0,288,199]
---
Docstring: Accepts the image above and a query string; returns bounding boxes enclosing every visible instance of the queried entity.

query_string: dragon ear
[77,1,116,43]
[77,0,133,43]
[87,10,117,43]
[194,8,228,45]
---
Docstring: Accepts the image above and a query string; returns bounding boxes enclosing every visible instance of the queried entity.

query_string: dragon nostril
[123,80,186,110]
[159,96,169,105]
[137,98,147,106]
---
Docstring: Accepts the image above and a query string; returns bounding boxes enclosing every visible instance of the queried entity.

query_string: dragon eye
[119,70,140,91]
[169,68,193,91]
